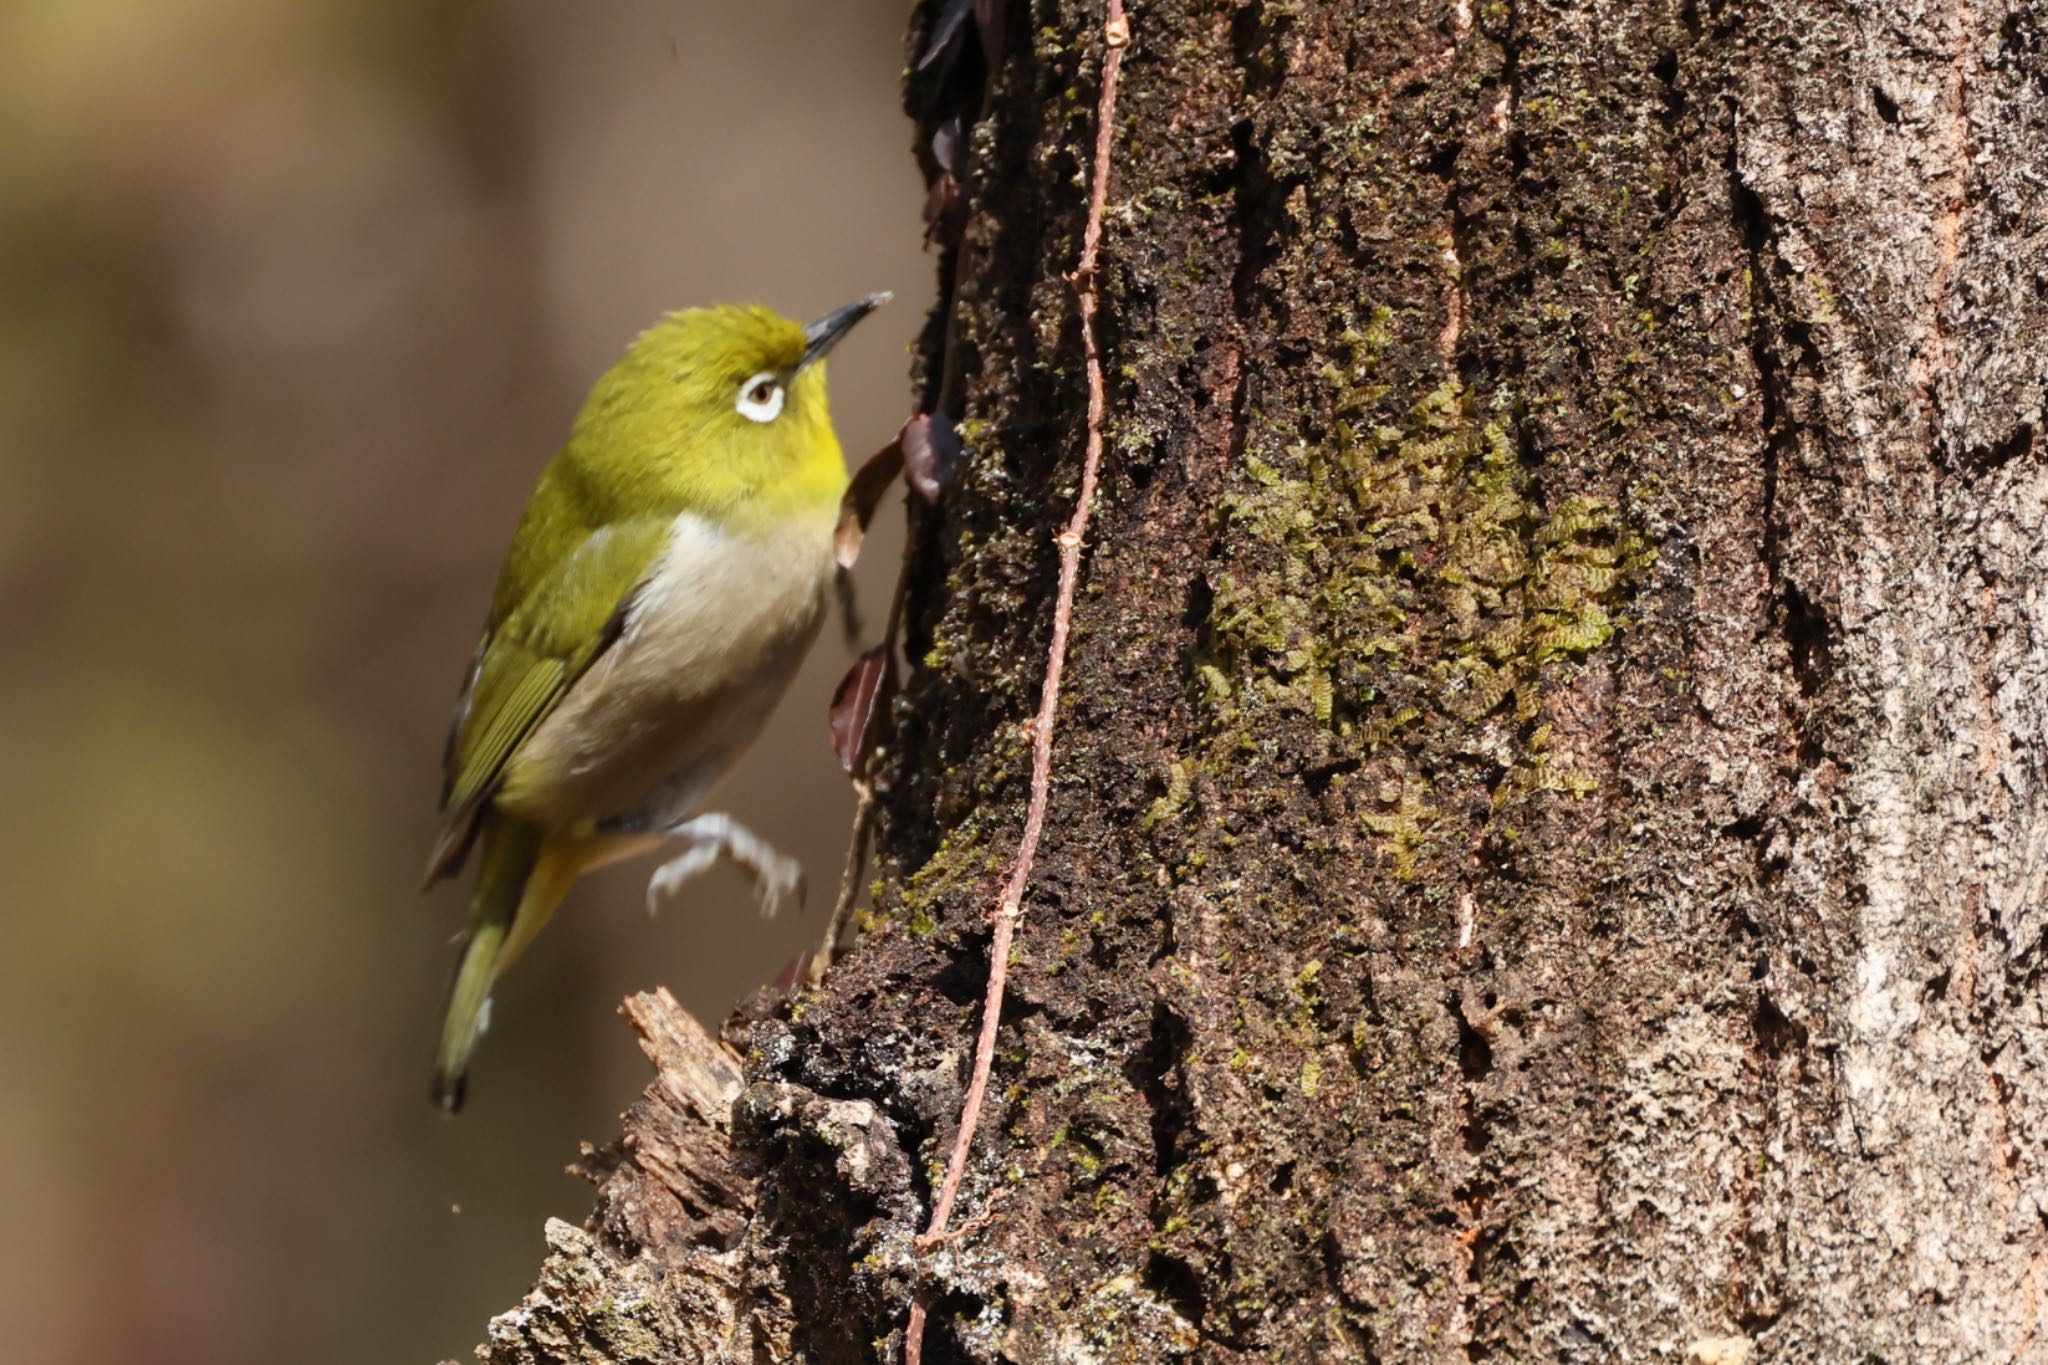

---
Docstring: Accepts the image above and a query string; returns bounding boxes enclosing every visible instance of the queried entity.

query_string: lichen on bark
[1198,375,1651,881]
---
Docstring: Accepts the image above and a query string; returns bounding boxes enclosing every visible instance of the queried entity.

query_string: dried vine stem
[903,4,1129,1359]
[814,781,875,981]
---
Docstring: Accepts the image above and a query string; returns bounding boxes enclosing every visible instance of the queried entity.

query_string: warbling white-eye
[424,294,888,1111]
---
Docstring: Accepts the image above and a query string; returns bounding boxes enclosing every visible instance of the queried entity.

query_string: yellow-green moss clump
[1194,377,1651,878]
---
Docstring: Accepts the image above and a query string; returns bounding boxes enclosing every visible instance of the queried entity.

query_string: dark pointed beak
[800,292,891,370]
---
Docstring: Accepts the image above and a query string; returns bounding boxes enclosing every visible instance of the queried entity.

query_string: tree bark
[459,0,2048,1359]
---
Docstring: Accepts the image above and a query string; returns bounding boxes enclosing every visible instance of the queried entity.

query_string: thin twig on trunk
[902,4,1130,1359]
[817,508,918,983]
[814,780,875,981]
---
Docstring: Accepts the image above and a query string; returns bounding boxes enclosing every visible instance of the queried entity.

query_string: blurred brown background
[0,1,925,1361]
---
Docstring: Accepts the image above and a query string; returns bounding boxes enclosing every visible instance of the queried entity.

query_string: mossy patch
[1192,377,1651,878]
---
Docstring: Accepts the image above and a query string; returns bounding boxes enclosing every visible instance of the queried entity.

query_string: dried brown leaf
[973,0,1007,68]
[828,646,890,776]
[916,0,975,72]
[771,947,817,994]
[931,115,963,174]
[902,412,960,502]
[922,173,965,249]
[834,435,906,570]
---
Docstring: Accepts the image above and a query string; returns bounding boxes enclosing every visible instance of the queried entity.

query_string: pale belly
[496,510,833,836]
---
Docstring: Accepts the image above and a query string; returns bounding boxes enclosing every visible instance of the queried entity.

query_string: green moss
[1142,759,1194,832]
[895,818,1008,938]
[1192,380,1651,878]
[1362,773,1438,881]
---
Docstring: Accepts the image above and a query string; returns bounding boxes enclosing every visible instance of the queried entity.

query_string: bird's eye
[735,371,786,423]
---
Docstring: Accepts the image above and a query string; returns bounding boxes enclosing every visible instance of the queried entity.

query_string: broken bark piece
[464,990,791,1365]
[579,990,751,1253]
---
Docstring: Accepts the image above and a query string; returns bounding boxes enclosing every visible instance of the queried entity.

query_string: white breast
[621,510,833,683]
[505,509,835,830]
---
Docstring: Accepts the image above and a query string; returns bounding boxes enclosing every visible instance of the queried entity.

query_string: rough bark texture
[462,0,2048,1359]
[457,992,782,1365]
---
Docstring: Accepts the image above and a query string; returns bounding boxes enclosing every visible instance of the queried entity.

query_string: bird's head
[572,294,890,524]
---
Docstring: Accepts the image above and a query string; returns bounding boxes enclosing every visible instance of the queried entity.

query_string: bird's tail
[433,817,555,1112]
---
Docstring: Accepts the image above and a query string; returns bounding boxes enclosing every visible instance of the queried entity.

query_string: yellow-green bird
[424,294,888,1111]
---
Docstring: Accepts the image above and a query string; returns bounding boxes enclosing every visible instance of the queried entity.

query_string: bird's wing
[424,515,674,884]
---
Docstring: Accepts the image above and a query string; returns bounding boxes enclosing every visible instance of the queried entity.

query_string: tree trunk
[459,0,2048,1359]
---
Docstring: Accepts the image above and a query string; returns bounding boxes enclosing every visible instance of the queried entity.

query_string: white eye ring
[735,371,785,423]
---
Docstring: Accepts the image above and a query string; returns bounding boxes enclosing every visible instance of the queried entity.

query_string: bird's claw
[642,812,805,921]
[753,857,806,920]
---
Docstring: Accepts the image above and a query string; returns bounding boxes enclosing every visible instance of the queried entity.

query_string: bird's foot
[645,812,806,920]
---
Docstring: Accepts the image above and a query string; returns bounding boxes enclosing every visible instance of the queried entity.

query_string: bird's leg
[643,812,806,920]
